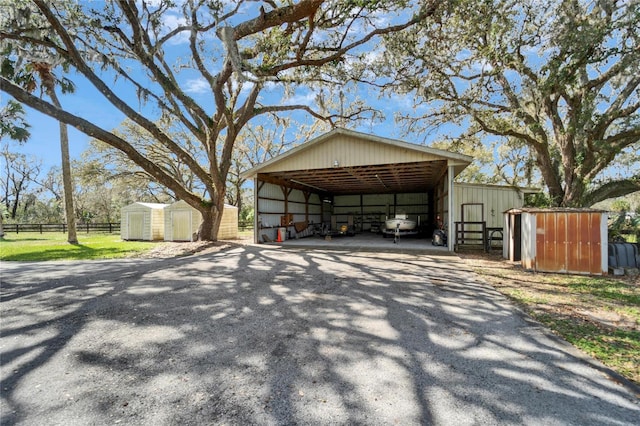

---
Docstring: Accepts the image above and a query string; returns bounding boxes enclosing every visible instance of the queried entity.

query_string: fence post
[16,223,19,234]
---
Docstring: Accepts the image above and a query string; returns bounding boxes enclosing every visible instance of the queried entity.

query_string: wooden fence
[238,221,254,231]
[2,223,121,234]
[4,221,254,234]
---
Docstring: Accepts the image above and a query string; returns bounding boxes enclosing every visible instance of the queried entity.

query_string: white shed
[218,204,239,240]
[164,200,201,242]
[121,202,168,241]
[164,200,239,241]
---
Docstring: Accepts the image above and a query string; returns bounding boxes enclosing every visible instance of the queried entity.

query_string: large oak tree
[1,0,436,240]
[380,0,639,207]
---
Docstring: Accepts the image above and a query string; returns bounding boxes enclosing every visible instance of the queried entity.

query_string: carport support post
[253,177,259,244]
[304,191,310,222]
[447,164,455,251]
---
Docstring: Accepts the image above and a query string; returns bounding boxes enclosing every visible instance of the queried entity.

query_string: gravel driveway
[1,245,638,425]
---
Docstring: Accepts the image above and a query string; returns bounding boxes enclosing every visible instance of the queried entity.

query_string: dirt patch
[135,237,252,258]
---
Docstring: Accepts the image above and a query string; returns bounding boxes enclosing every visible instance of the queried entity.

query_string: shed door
[127,212,145,240]
[172,211,192,241]
[511,214,521,261]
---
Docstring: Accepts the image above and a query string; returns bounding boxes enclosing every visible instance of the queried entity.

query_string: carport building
[243,129,539,251]
[243,128,485,250]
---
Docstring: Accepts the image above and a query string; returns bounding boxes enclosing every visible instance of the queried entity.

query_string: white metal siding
[164,200,203,241]
[260,182,285,199]
[218,205,238,239]
[257,182,323,241]
[257,135,442,173]
[334,194,360,206]
[362,194,394,205]
[258,184,281,240]
[309,193,322,217]
[120,203,168,241]
[288,190,307,203]
[258,182,285,231]
[521,212,536,270]
[127,211,145,240]
[171,210,192,241]
[455,184,526,228]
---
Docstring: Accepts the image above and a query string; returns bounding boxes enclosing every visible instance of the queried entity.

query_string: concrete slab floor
[269,231,450,253]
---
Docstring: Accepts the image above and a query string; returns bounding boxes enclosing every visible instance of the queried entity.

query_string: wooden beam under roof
[258,160,448,195]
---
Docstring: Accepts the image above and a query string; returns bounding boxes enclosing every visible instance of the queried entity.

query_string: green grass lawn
[0,232,157,261]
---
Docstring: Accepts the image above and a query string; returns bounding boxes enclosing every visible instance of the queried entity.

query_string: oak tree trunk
[197,202,224,242]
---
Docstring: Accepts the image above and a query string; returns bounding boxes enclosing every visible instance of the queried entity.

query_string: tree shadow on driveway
[1,246,638,425]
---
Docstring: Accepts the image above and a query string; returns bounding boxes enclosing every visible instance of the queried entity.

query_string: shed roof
[457,182,541,194]
[242,128,473,195]
[166,200,238,209]
[122,202,169,210]
[505,207,607,214]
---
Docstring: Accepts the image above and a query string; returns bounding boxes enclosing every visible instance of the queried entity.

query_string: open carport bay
[1,245,638,425]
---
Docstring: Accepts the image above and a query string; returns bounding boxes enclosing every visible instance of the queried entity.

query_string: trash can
[608,242,639,268]
[432,229,447,246]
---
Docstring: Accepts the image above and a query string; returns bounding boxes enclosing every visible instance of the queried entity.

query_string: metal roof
[242,128,473,195]
[122,202,169,209]
[504,207,607,214]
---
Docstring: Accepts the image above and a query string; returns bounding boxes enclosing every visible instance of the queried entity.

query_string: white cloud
[284,91,316,106]
[184,78,209,94]
[160,13,190,45]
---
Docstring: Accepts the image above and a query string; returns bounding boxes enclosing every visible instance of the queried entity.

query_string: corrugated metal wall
[258,135,441,173]
[218,205,238,239]
[521,210,607,275]
[257,182,324,226]
[256,181,432,239]
[151,208,165,240]
[257,182,323,242]
[164,200,202,242]
[120,203,166,241]
[455,184,527,228]
[359,194,393,226]
[255,177,532,246]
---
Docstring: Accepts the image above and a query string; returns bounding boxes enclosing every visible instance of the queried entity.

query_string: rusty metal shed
[505,208,608,275]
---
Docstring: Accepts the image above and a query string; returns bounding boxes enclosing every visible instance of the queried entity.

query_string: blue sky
[3,82,413,169]
[1,1,433,170]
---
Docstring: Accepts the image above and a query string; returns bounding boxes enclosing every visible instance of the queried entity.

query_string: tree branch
[583,177,640,206]
[29,0,212,187]
[0,76,203,208]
